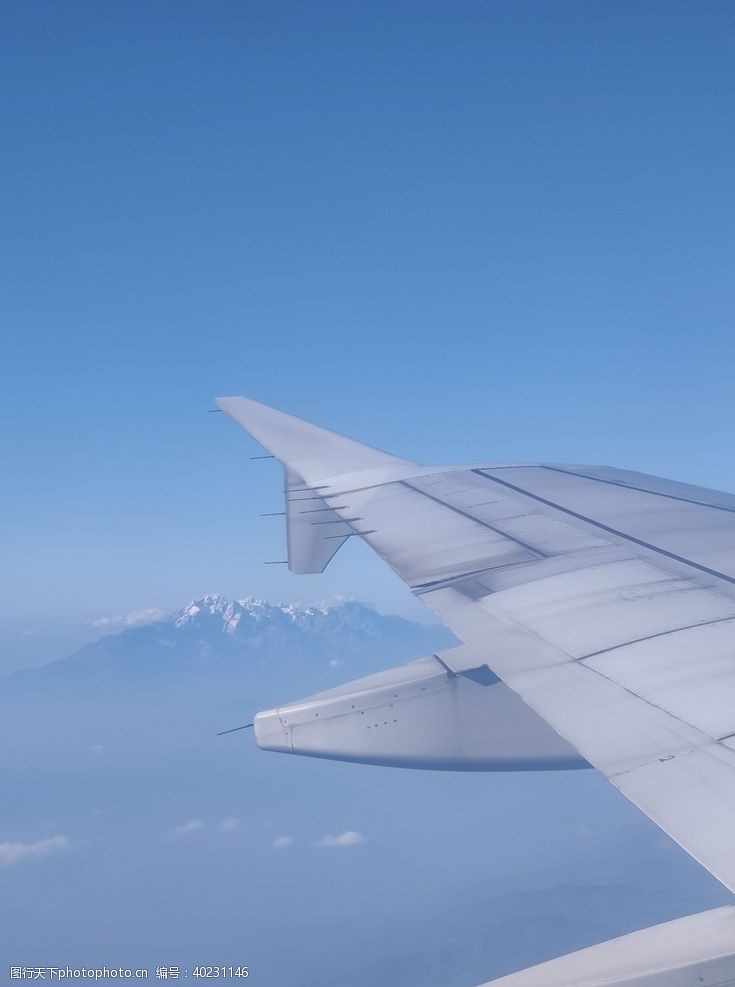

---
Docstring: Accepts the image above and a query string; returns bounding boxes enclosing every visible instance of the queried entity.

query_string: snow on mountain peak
[172,593,338,635]
[165,593,402,637]
[175,595,249,634]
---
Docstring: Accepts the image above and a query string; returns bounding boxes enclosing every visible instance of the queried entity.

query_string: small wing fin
[216,395,414,574]
[284,474,351,574]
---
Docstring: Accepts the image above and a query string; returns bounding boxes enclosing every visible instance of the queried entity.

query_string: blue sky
[3,0,735,620]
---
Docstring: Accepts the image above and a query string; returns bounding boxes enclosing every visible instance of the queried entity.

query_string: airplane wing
[216,395,735,985]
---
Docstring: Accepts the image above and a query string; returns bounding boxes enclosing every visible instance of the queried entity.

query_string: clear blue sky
[3,0,735,620]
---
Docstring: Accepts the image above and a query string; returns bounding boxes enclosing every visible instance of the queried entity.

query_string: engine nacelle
[253,648,587,771]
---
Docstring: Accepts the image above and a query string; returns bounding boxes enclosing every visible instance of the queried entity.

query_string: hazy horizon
[2,593,731,984]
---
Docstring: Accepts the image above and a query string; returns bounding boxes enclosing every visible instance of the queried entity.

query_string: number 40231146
[192,968,249,978]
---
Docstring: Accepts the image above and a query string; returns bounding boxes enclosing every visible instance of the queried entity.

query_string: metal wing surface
[344,461,735,894]
[216,395,735,983]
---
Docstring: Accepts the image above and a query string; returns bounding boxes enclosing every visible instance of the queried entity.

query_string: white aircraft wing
[217,395,735,984]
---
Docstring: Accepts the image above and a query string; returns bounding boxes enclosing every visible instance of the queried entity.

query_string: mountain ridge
[0,594,455,701]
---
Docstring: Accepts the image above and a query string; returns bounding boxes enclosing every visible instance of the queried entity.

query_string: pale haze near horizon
[1,597,731,985]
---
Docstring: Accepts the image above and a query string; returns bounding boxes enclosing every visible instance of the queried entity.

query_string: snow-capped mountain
[0,593,455,773]
[0,594,454,703]
[171,592,417,641]
[172,594,341,633]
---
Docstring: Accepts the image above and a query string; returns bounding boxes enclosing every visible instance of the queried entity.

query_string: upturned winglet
[215,395,415,574]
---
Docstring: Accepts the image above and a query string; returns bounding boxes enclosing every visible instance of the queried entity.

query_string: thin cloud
[219,817,240,832]
[92,608,166,629]
[167,819,204,837]
[0,835,70,867]
[271,835,293,850]
[315,831,366,848]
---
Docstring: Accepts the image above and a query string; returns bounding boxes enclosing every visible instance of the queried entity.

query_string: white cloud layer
[219,817,240,832]
[315,831,366,848]
[168,819,204,837]
[0,835,70,867]
[271,835,293,850]
[93,608,166,629]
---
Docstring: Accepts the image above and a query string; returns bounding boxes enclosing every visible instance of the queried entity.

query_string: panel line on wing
[473,470,735,588]
[541,464,735,515]
[401,480,549,559]
[412,567,505,591]
[578,615,735,661]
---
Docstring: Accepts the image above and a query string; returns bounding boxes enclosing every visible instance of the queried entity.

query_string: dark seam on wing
[541,465,735,516]
[473,470,735,588]
[578,615,735,661]
[401,480,548,559]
